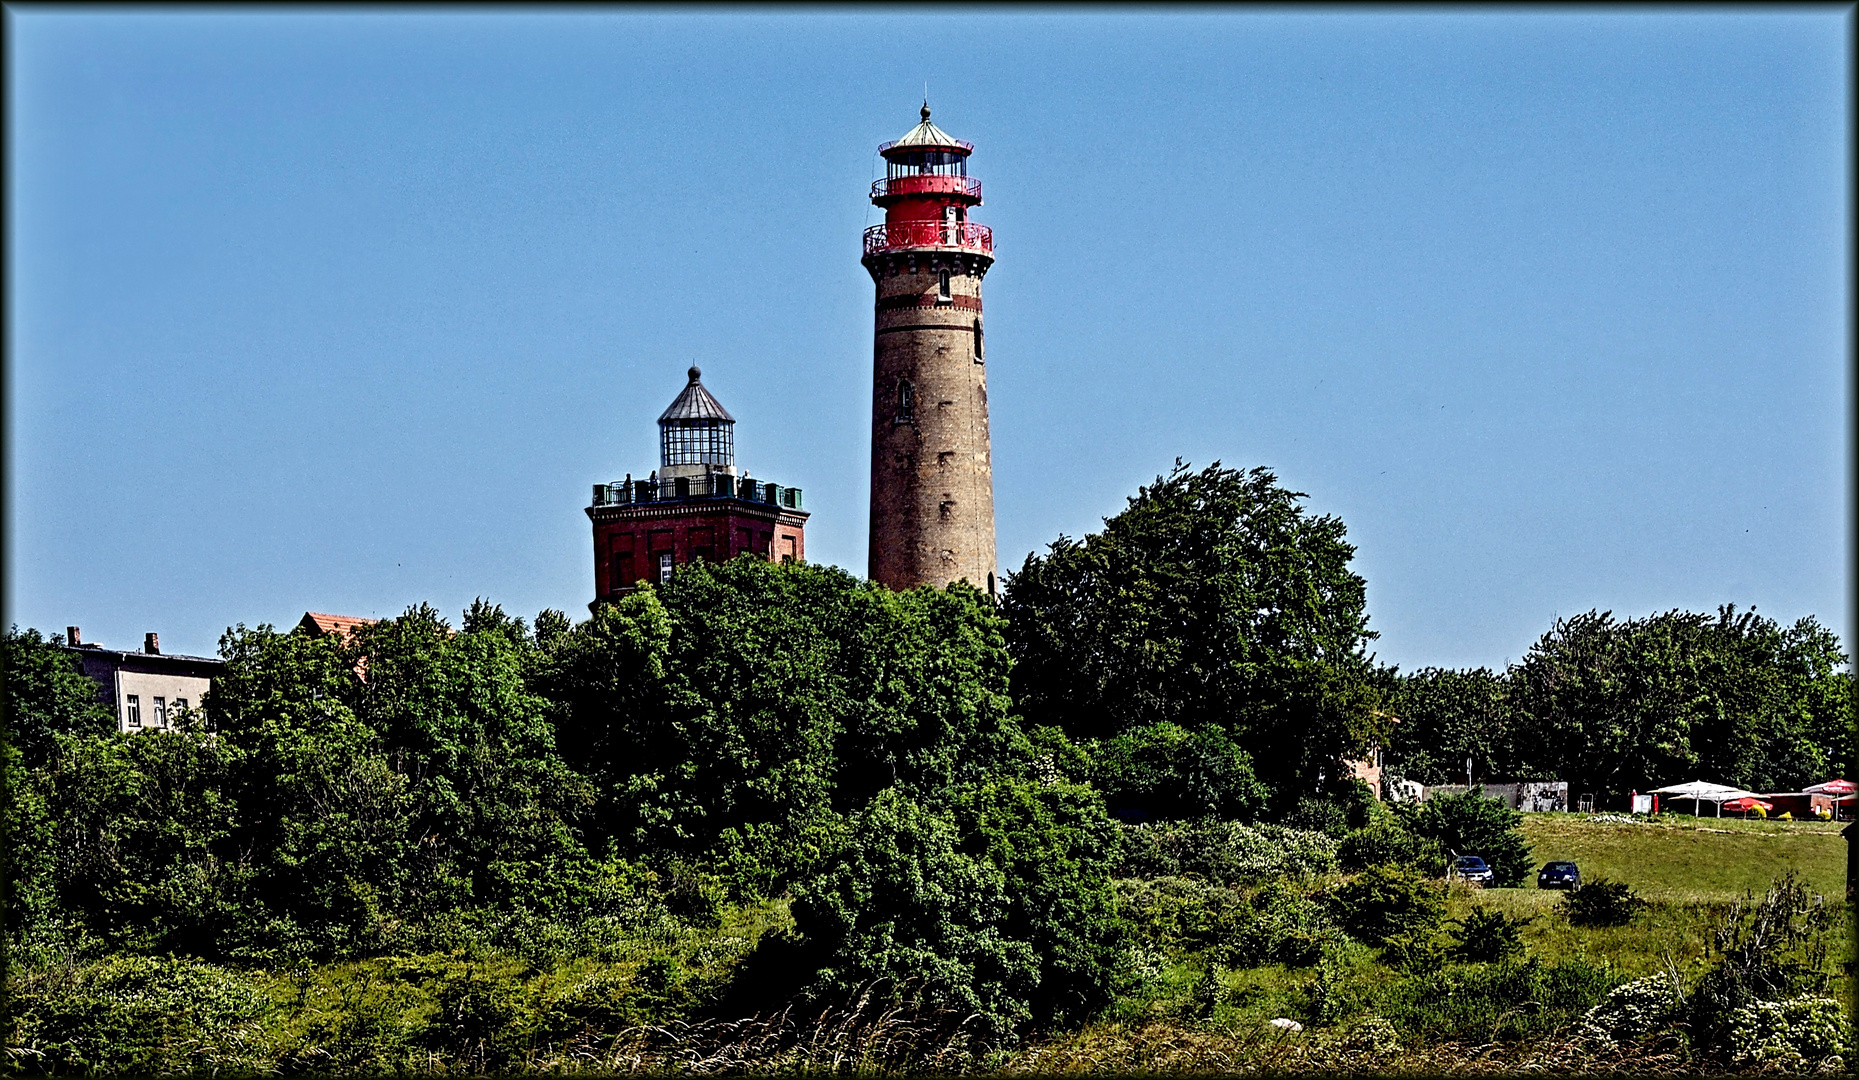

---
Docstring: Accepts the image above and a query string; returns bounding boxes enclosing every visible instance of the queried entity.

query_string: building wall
[865,250,997,594]
[72,651,219,733]
[589,500,807,603]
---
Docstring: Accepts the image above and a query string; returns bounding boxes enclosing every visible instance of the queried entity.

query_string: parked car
[1538,861,1581,890]
[1451,855,1495,886]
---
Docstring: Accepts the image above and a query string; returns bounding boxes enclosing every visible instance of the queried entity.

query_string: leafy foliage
[1338,818,1445,875]
[791,779,1126,1044]
[1687,871,1838,1050]
[1112,820,1340,884]
[1509,606,1853,798]
[1559,878,1647,928]
[1085,722,1267,823]
[536,558,1023,888]
[1328,865,1445,948]
[1398,789,1532,887]
[2,626,118,769]
[1003,461,1387,803]
[1446,907,1532,964]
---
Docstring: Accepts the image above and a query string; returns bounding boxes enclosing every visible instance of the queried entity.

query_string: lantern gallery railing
[862,221,994,256]
[870,174,982,202]
[592,474,803,510]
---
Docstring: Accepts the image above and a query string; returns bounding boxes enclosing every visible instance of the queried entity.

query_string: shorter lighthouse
[586,367,808,607]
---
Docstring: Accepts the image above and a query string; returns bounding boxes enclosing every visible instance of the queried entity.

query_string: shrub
[1222,879,1343,969]
[1113,876,1247,953]
[5,955,270,1074]
[1284,797,1350,838]
[1399,789,1532,886]
[1559,877,1646,928]
[1726,995,1852,1069]
[1338,818,1444,874]
[1329,865,1445,947]
[1445,906,1532,964]
[1113,820,1339,884]
[1688,871,1839,1052]
[1088,722,1269,823]
[794,780,1126,1044]
[1576,973,1682,1045]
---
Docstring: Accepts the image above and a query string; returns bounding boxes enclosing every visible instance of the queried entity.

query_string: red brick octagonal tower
[863,105,998,595]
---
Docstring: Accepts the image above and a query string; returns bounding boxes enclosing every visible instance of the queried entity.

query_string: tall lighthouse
[862,105,998,595]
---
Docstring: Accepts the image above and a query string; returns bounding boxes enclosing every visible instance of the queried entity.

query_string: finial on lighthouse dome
[688,365,702,384]
[881,104,973,157]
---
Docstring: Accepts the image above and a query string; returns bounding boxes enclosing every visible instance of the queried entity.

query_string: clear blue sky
[7,10,1850,671]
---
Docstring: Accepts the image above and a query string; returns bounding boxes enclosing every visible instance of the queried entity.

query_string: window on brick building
[659,553,673,584]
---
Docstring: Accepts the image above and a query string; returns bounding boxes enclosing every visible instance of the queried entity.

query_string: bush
[1329,865,1444,948]
[1222,879,1344,969]
[1445,906,1532,964]
[5,955,270,1074]
[1576,974,1682,1045]
[1284,797,1350,838]
[1113,820,1339,884]
[1113,876,1247,953]
[794,780,1126,1044]
[1087,722,1268,823]
[1687,871,1839,1052]
[1338,818,1444,874]
[1399,789,1532,886]
[1726,995,1852,1069]
[1559,877,1647,928]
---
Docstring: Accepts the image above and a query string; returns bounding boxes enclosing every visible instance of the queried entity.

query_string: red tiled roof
[297,612,377,641]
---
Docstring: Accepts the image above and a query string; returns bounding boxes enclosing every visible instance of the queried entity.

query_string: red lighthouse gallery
[586,367,808,606]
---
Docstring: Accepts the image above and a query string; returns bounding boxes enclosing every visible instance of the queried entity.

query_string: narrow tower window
[973,319,984,364]
[897,378,916,421]
[938,270,952,301]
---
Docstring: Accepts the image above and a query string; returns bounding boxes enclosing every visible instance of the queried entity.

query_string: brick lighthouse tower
[862,105,998,595]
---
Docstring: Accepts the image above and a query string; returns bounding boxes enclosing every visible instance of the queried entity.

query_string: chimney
[67,626,82,646]
[144,632,160,654]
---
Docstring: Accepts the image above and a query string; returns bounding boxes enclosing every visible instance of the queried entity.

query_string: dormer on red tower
[863,105,998,593]
[586,367,808,608]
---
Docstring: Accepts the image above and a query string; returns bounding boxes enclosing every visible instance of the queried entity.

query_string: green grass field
[1518,812,1848,902]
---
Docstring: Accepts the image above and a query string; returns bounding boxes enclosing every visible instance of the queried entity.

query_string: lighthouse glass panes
[887,149,966,179]
[660,419,734,468]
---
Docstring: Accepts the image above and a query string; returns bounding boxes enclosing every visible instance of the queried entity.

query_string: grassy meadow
[1012,811,1854,1073]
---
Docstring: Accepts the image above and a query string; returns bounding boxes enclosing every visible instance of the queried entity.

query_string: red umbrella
[1804,779,1855,795]
[1722,797,1773,814]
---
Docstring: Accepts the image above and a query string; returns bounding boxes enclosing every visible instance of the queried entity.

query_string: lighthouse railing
[870,175,982,201]
[862,221,994,256]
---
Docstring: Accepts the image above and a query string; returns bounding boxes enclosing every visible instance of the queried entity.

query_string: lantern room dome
[880,104,973,158]
[658,366,735,424]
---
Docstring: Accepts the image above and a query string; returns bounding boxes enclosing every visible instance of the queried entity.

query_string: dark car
[1451,855,1495,886]
[1538,861,1581,890]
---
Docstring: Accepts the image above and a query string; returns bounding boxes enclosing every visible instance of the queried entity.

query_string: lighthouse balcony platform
[863,221,993,256]
[593,474,803,511]
[870,175,983,203]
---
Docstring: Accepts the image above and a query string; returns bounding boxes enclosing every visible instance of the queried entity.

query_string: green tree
[536,557,1027,888]
[1086,722,1267,822]
[3,626,117,768]
[1002,462,1386,805]
[793,779,1125,1044]
[27,730,243,956]
[1384,666,1519,786]
[1399,788,1533,887]
[1510,607,1851,798]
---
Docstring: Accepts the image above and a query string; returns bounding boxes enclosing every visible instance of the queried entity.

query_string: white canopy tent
[1649,780,1763,817]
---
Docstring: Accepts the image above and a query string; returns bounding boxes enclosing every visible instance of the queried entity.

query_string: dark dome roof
[658,366,734,423]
